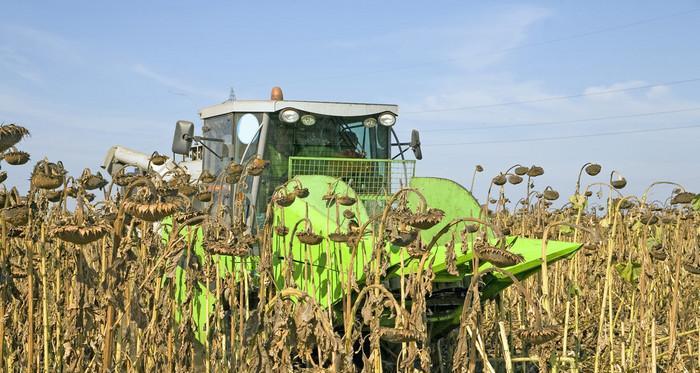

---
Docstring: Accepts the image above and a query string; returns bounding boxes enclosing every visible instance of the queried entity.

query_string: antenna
[228,87,237,101]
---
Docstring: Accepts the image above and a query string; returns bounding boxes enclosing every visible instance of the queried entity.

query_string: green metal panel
[407,177,485,246]
[271,175,372,309]
[161,218,254,343]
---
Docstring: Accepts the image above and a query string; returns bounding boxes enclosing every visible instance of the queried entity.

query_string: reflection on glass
[237,113,260,145]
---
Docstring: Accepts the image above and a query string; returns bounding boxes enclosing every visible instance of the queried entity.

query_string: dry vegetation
[0,123,698,372]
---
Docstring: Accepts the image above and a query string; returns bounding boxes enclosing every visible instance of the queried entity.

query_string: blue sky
[1,1,699,202]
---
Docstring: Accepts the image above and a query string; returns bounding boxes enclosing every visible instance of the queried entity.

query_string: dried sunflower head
[52,224,110,245]
[31,160,65,190]
[336,195,357,206]
[113,168,139,187]
[46,190,63,202]
[226,162,244,179]
[389,227,418,247]
[582,240,601,256]
[507,174,523,185]
[274,225,289,236]
[518,326,560,345]
[328,231,350,243]
[80,169,108,190]
[671,192,695,205]
[205,233,256,257]
[296,229,324,245]
[1,203,29,227]
[406,208,445,230]
[543,187,559,201]
[527,166,544,177]
[464,224,479,234]
[123,187,182,222]
[199,170,216,184]
[273,192,296,207]
[612,198,633,210]
[3,149,30,165]
[246,158,270,176]
[150,152,168,166]
[342,209,356,220]
[292,187,309,198]
[648,244,667,261]
[492,174,507,186]
[177,183,197,197]
[585,163,602,176]
[474,242,524,267]
[123,199,179,222]
[0,124,30,153]
[638,212,658,225]
[196,191,212,203]
[175,211,207,226]
[514,166,529,176]
[611,177,627,190]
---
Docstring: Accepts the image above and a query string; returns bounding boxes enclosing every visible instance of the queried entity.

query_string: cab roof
[199,99,399,120]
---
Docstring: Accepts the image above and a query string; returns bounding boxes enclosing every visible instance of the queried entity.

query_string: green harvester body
[158,93,581,344]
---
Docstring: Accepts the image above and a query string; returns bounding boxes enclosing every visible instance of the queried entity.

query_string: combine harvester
[104,87,581,367]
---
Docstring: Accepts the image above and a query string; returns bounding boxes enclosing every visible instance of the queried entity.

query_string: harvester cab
[172,87,422,231]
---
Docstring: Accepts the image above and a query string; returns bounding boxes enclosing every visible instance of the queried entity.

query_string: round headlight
[300,114,316,126]
[279,109,300,123]
[363,117,377,128]
[378,112,396,127]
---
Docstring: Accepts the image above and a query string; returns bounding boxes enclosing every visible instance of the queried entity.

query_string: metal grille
[288,157,416,198]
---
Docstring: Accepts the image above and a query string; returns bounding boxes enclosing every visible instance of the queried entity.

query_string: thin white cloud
[0,24,84,63]
[131,63,222,100]
[0,46,42,83]
[398,75,700,200]
[445,6,552,70]
[326,5,552,71]
[0,24,86,84]
[0,89,164,136]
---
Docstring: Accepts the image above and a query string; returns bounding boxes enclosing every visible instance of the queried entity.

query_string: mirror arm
[391,142,413,159]
[390,129,407,160]
[184,135,223,159]
[189,135,224,143]
[391,141,421,160]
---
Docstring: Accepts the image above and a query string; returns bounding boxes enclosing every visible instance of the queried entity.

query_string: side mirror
[172,120,194,155]
[410,129,422,160]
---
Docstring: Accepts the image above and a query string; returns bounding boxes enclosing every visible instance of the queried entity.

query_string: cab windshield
[263,115,390,188]
[202,112,392,229]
